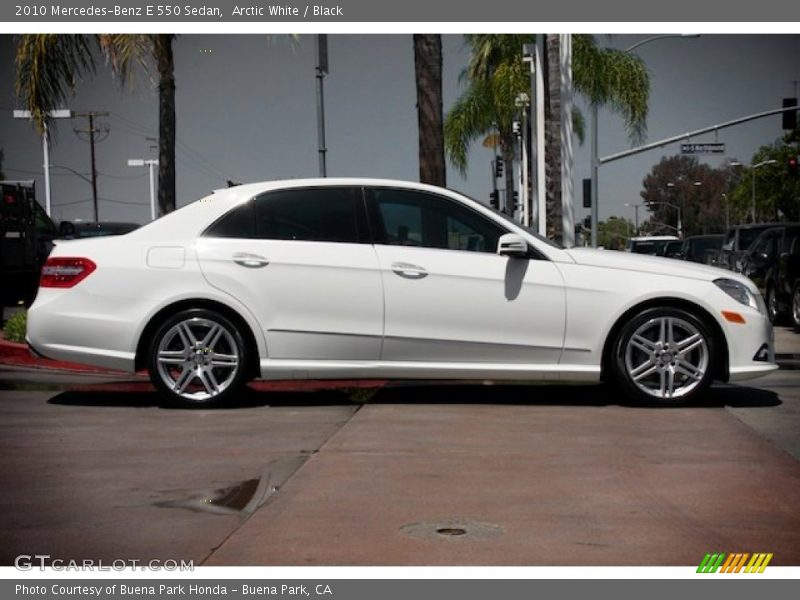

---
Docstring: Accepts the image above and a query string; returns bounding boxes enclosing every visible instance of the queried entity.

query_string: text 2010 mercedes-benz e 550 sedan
[27,179,777,407]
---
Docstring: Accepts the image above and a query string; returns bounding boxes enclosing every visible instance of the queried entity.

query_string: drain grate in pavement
[400,519,503,541]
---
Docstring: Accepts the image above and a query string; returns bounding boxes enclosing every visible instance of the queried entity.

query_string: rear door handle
[233,252,269,268]
[391,261,428,279]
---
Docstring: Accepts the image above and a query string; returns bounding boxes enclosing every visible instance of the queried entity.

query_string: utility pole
[315,35,329,177]
[73,111,110,221]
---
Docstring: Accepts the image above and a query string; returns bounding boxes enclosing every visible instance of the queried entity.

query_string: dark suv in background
[679,234,724,264]
[739,224,800,325]
[719,223,783,272]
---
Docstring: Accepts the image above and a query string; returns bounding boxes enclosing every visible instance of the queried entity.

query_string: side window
[254,188,359,243]
[204,202,255,238]
[371,189,504,253]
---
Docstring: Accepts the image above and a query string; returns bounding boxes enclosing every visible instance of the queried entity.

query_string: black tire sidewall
[146,308,249,408]
[611,307,716,407]
[792,282,800,331]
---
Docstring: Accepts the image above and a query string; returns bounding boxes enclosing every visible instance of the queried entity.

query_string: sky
[0,34,798,226]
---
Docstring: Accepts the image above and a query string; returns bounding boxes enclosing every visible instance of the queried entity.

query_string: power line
[109,114,236,182]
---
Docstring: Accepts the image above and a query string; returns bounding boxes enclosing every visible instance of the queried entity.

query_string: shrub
[4,310,27,343]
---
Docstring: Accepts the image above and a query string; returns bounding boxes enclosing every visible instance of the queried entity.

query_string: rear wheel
[611,307,716,407]
[147,308,249,407]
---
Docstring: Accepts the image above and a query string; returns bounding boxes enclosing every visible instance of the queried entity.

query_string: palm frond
[15,34,95,132]
[444,79,496,174]
[573,34,650,143]
[98,34,154,87]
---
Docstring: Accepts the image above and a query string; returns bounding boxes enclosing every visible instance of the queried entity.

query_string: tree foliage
[598,215,634,250]
[640,155,733,237]
[726,133,800,223]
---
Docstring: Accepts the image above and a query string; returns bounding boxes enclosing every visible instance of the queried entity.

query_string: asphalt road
[1,350,799,567]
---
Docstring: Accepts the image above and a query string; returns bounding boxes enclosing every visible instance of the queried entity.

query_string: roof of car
[214,178,460,200]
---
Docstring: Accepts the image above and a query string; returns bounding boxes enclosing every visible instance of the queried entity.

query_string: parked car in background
[719,223,782,272]
[0,180,56,306]
[624,235,679,256]
[679,234,725,264]
[57,220,140,239]
[27,178,776,408]
[661,240,684,258]
[739,224,800,324]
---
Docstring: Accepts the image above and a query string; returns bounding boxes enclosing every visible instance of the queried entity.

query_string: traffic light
[489,190,499,209]
[494,158,504,179]
[789,155,799,176]
[511,191,519,212]
[582,178,591,208]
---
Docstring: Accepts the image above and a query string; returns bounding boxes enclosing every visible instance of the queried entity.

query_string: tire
[765,285,785,325]
[792,281,800,332]
[146,308,250,408]
[610,307,717,407]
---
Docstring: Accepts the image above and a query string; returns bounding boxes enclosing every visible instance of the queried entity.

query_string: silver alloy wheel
[155,317,240,401]
[624,316,709,400]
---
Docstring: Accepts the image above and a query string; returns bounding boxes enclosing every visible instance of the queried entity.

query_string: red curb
[0,338,388,392]
[0,338,131,374]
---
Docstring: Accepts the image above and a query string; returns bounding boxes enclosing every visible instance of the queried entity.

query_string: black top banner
[3,0,800,22]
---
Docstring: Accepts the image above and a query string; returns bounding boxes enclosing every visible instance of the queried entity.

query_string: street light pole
[648,199,682,238]
[13,109,72,217]
[315,34,329,177]
[624,202,641,233]
[128,159,159,221]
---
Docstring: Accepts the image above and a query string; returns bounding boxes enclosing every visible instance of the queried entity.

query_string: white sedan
[27,179,776,407]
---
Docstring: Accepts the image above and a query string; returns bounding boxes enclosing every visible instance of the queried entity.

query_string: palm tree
[413,35,445,187]
[15,34,177,215]
[446,34,649,235]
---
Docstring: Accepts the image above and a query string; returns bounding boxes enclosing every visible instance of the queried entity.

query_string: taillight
[40,257,97,288]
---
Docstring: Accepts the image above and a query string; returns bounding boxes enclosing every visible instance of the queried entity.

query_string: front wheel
[147,308,250,407]
[610,307,716,407]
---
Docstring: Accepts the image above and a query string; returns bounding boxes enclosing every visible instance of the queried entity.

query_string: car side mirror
[58,221,76,237]
[497,233,529,258]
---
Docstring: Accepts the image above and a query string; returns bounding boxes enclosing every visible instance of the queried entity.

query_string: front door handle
[391,261,428,279]
[233,252,269,268]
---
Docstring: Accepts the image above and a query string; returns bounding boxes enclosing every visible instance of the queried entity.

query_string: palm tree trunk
[154,34,176,215]
[413,34,446,187]
[544,34,562,239]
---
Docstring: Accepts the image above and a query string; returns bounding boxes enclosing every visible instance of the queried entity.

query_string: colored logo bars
[697,552,773,573]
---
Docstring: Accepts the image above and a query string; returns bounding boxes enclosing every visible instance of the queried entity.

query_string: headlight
[714,278,762,312]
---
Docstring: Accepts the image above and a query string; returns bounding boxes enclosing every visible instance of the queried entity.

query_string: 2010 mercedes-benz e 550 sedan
[27,179,777,407]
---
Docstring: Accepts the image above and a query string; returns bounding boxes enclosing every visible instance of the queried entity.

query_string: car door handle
[233,252,269,268]
[391,261,428,279]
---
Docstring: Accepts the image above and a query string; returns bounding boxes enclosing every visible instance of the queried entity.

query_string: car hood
[565,247,753,286]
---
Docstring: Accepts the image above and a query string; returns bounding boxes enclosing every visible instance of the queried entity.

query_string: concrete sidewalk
[205,398,800,566]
